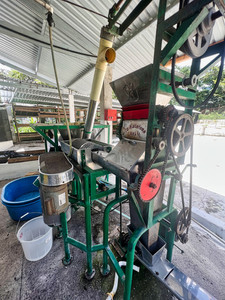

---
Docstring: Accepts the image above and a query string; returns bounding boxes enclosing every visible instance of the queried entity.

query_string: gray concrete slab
[192,207,225,241]
[0,161,38,181]
[7,142,45,152]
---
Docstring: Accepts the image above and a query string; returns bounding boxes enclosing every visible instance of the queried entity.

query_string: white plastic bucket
[17,216,53,261]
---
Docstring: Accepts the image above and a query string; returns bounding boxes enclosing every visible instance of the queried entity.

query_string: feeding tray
[39,152,73,186]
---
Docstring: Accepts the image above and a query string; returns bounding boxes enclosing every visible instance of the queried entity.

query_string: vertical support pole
[115,177,122,239]
[144,0,167,168]
[60,212,72,264]
[165,209,177,262]
[102,195,126,276]
[142,0,167,229]
[124,228,146,300]
[12,104,20,143]
[57,106,60,123]
[44,130,48,152]
[108,125,110,144]
[124,245,136,300]
[53,127,59,151]
[102,199,111,276]
[167,177,177,213]
[83,174,95,279]
[165,178,178,261]
[69,92,75,123]
[100,66,113,144]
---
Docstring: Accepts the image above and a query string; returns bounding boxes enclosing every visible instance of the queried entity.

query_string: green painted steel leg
[44,137,48,152]
[167,177,177,213]
[166,178,178,261]
[124,227,147,300]
[83,174,95,280]
[102,194,127,276]
[166,209,178,262]
[53,128,59,151]
[56,226,63,239]
[60,212,73,265]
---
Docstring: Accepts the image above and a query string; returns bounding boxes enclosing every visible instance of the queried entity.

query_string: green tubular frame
[31,124,110,152]
[60,166,128,278]
[106,0,211,298]
[33,1,217,298]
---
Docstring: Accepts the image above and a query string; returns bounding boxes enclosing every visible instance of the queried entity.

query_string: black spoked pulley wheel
[181,1,215,58]
[175,207,191,243]
[168,114,194,157]
[171,1,225,109]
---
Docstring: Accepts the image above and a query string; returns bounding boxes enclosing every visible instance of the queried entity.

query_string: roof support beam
[17,0,97,55]
[0,79,57,92]
[9,88,17,103]
[12,98,84,107]
[0,77,90,100]
[0,57,56,86]
[35,20,47,75]
[66,0,178,88]
[12,98,121,109]
[67,64,94,88]
[0,20,96,61]
[13,96,89,104]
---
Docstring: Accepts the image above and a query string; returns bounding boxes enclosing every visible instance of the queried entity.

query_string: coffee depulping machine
[33,1,225,299]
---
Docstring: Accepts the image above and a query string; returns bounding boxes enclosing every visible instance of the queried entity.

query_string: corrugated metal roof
[0,75,121,109]
[0,0,224,100]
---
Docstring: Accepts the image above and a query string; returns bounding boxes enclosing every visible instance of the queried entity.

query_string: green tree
[8,70,30,81]
[175,65,225,112]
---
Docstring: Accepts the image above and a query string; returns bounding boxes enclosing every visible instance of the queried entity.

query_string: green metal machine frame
[33,1,225,299]
[31,123,111,152]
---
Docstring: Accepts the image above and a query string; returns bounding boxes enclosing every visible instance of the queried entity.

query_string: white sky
[0,63,11,72]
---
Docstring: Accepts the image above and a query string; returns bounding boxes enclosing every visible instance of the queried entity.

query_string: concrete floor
[0,177,225,300]
[0,137,225,299]
[0,179,174,300]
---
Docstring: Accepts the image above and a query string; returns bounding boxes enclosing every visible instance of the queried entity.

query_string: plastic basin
[1,176,42,221]
[17,216,52,261]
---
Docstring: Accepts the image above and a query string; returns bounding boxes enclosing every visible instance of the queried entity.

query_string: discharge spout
[83,27,116,139]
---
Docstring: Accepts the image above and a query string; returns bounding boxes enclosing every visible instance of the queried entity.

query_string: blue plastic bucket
[1,176,42,221]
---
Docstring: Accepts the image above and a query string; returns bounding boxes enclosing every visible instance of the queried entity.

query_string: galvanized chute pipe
[83,27,116,139]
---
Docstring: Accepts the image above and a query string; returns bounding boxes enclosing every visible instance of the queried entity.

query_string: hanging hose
[47,14,73,156]
[35,0,53,13]
[34,1,73,155]
[106,261,140,300]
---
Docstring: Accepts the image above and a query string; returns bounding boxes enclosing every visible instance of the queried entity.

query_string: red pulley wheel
[139,169,162,202]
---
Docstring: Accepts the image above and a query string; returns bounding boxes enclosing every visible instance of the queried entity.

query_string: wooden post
[12,104,20,143]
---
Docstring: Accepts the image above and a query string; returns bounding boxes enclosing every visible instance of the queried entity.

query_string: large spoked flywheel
[168,114,194,157]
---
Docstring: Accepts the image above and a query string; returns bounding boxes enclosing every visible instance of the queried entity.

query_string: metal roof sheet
[0,0,224,102]
[0,74,121,109]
